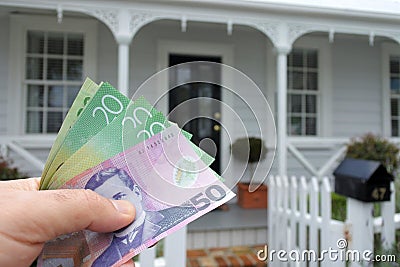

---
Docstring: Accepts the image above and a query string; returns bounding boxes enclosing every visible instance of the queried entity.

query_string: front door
[168,54,222,174]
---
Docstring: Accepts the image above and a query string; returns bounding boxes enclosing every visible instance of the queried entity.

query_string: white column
[276,48,290,176]
[118,41,130,96]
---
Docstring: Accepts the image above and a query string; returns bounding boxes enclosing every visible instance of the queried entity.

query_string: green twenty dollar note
[40,82,130,190]
[48,97,214,189]
[40,78,99,189]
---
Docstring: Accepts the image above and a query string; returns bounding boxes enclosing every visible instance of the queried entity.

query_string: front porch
[2,1,400,266]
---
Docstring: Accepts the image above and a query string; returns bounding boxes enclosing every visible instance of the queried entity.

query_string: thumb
[6,189,135,244]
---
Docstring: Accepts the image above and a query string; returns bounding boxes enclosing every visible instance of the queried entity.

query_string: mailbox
[333,158,393,202]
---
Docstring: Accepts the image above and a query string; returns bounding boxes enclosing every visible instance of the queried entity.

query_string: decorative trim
[86,9,119,37]
[250,21,280,47]
[129,11,163,37]
[287,23,320,46]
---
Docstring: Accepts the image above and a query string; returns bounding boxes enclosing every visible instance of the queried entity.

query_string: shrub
[331,192,346,221]
[231,137,267,163]
[346,133,400,175]
[0,156,25,180]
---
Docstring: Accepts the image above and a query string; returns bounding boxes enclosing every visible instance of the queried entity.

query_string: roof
[234,0,400,17]
[333,158,394,183]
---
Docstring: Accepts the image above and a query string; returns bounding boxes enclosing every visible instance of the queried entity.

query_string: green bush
[231,137,267,163]
[0,156,25,180]
[346,133,400,174]
[331,192,346,221]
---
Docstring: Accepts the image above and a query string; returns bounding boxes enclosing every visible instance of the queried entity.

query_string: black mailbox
[333,158,393,202]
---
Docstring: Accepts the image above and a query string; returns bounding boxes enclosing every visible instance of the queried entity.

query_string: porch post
[117,42,130,96]
[87,9,160,97]
[114,9,132,96]
[275,47,290,176]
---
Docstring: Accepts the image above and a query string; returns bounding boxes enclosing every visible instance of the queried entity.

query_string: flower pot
[237,182,268,209]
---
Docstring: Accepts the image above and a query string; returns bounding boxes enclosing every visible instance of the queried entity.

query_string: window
[287,49,319,136]
[8,15,97,134]
[390,56,400,136]
[25,31,84,133]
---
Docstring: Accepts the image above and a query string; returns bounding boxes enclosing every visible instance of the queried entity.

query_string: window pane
[27,31,44,54]
[67,59,83,80]
[287,71,293,89]
[290,94,302,113]
[305,117,317,135]
[391,77,400,94]
[48,85,64,107]
[306,95,316,114]
[47,58,63,80]
[48,32,64,55]
[307,50,318,68]
[292,50,304,67]
[67,33,84,56]
[47,112,63,133]
[292,71,304,90]
[27,85,44,107]
[392,119,399,136]
[290,116,302,135]
[390,58,400,74]
[391,99,398,116]
[26,111,43,133]
[26,57,43,79]
[307,72,318,90]
[67,86,80,106]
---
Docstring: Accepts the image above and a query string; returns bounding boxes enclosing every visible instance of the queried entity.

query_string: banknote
[39,125,235,267]
[47,96,166,189]
[40,78,100,189]
[40,82,131,189]
[47,97,212,189]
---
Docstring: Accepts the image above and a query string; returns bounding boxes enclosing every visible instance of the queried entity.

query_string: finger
[120,259,135,267]
[7,189,135,244]
[0,177,40,192]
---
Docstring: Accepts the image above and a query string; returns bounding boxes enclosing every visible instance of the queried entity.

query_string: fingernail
[111,200,134,216]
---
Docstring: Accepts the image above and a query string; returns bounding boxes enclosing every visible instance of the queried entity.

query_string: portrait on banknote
[85,167,197,266]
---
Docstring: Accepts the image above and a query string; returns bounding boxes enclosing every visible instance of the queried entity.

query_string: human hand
[0,177,136,267]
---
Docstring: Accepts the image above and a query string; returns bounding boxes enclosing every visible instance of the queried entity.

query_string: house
[0,0,400,263]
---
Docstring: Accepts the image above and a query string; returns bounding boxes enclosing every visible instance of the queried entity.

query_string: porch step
[186,245,267,267]
[187,204,268,249]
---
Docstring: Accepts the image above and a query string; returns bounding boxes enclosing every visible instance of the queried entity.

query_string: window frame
[381,42,400,138]
[287,37,332,137]
[8,14,98,135]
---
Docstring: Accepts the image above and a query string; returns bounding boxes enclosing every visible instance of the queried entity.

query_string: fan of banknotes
[38,78,235,267]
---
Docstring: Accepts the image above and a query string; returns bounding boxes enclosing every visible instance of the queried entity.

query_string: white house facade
[1,0,400,265]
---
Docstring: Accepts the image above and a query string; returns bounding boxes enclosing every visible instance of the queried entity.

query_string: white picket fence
[268,175,400,267]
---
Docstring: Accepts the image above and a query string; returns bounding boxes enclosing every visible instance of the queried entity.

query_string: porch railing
[287,137,400,178]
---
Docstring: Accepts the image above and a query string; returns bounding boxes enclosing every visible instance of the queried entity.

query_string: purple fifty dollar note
[39,125,234,267]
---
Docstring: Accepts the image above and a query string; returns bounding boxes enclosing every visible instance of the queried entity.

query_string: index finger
[0,177,40,192]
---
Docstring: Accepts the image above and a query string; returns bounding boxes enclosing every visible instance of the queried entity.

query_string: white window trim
[289,36,332,137]
[8,14,98,135]
[381,42,400,137]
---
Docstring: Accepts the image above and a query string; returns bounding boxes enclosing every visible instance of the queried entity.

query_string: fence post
[320,177,333,267]
[299,176,308,267]
[164,226,187,267]
[289,176,298,253]
[381,181,396,249]
[139,245,156,267]
[309,177,319,267]
[346,199,374,267]
[268,176,277,267]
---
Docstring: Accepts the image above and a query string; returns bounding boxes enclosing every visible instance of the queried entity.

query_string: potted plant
[231,137,268,209]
